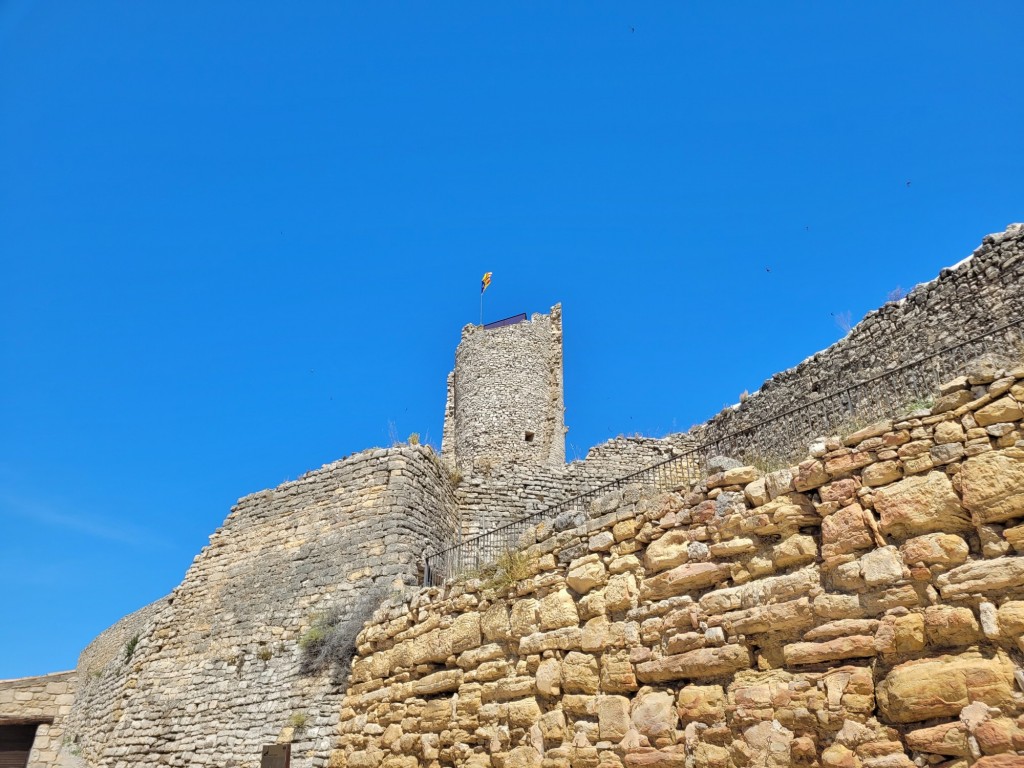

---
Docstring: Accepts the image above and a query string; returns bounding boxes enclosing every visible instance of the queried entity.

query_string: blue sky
[1,2,1022,678]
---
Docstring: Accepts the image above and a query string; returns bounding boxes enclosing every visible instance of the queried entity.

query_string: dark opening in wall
[524,431,535,443]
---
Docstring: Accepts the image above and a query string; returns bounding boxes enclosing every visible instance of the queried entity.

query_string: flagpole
[480,291,483,326]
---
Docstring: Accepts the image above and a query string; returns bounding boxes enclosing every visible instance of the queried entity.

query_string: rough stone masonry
[1,224,1022,768]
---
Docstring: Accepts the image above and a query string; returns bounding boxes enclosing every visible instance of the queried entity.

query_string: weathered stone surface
[643,530,691,573]
[923,605,981,648]
[596,695,631,740]
[722,598,814,636]
[876,652,1018,722]
[630,690,679,747]
[561,651,600,694]
[675,685,725,725]
[961,450,1024,524]
[783,635,876,665]
[567,559,608,594]
[539,589,580,631]
[635,645,750,683]
[899,533,969,567]
[822,504,874,557]
[873,471,972,538]
[905,722,969,757]
[859,546,906,588]
[936,556,1024,599]
[975,397,1024,427]
[640,562,730,601]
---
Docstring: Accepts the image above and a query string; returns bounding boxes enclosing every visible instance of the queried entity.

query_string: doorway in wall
[0,724,38,768]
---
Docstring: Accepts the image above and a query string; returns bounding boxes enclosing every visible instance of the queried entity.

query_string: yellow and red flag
[481,271,492,294]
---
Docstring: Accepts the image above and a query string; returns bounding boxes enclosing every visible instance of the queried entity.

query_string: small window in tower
[524,431,535,443]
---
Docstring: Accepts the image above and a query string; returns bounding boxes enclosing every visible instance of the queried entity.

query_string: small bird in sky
[630,26,635,32]
[805,226,810,231]
[766,267,771,273]
[906,180,911,187]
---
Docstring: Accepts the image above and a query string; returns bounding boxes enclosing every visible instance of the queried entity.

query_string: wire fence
[423,316,1024,587]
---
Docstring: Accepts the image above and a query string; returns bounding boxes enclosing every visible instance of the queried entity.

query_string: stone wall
[684,224,1024,466]
[333,357,1024,768]
[62,445,457,768]
[0,671,76,767]
[454,437,692,543]
[443,305,566,472]
[54,598,168,765]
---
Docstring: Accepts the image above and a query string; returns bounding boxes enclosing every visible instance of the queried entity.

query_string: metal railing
[423,316,1024,587]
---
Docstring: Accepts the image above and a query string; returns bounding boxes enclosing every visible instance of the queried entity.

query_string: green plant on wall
[299,583,390,675]
[123,634,140,664]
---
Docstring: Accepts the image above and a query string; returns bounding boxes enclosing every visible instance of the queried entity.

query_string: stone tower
[442,304,566,471]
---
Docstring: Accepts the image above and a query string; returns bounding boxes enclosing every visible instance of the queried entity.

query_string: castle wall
[61,446,456,768]
[0,671,76,767]
[686,224,1024,464]
[445,306,565,471]
[333,357,1024,768]
[453,437,692,542]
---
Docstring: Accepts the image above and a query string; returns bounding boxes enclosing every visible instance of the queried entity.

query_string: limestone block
[845,420,894,446]
[600,649,638,693]
[996,601,1024,642]
[873,471,972,538]
[936,556,1024,599]
[923,605,981,648]
[721,597,814,636]
[568,559,608,595]
[630,690,679,746]
[859,547,906,589]
[562,651,600,694]
[519,627,583,655]
[782,635,876,666]
[623,750,688,768]
[822,504,876,558]
[975,397,1024,427]
[639,562,730,602]
[973,717,1024,755]
[905,722,970,757]
[708,466,761,489]
[961,450,1024,524]
[536,658,561,696]
[539,590,579,631]
[935,421,967,445]
[643,530,691,573]
[451,613,482,654]
[899,533,969,567]
[635,644,750,683]
[875,652,1018,723]
[772,534,818,569]
[597,695,632,740]
[873,612,925,654]
[675,684,725,725]
[510,600,539,638]
[507,697,542,728]
[862,461,902,487]
[412,669,464,695]
[972,756,1024,768]
[825,451,874,477]
[458,643,507,669]
[1006,523,1024,553]
[765,467,796,500]
[605,573,638,612]
[745,478,769,507]
[709,537,757,558]
[794,459,829,492]
[496,745,543,768]
[482,676,536,702]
